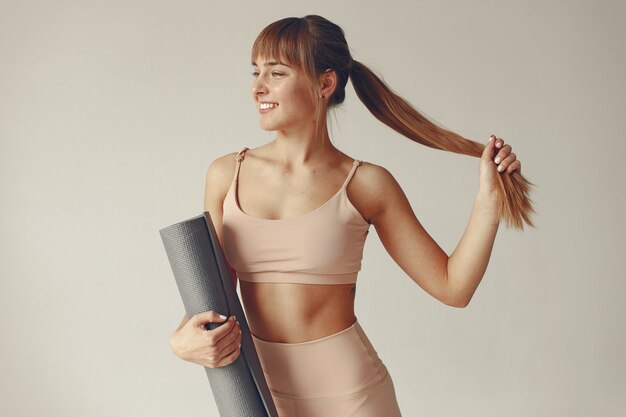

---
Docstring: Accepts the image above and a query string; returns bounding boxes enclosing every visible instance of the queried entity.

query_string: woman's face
[251,56,317,133]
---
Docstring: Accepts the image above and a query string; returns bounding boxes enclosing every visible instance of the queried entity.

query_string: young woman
[169,15,534,417]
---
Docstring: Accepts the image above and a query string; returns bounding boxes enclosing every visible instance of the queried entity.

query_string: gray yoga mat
[159,212,279,417]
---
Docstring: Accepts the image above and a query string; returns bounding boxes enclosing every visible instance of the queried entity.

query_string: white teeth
[260,102,278,110]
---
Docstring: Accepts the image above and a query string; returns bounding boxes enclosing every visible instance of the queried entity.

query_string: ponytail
[349,60,535,230]
[251,15,535,229]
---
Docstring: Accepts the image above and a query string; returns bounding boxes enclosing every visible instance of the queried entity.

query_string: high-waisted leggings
[251,319,402,417]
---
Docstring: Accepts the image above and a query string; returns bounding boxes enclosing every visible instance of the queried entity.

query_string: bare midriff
[239,280,357,343]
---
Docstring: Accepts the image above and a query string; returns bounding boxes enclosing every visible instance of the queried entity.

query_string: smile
[259,102,279,110]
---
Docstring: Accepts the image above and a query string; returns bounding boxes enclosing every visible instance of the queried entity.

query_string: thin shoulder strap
[232,147,249,181]
[341,159,362,189]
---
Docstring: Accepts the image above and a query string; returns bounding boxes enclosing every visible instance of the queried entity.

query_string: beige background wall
[1,0,624,416]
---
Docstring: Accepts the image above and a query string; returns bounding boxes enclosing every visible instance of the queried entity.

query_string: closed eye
[250,70,286,78]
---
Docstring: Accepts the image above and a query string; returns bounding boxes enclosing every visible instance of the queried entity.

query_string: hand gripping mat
[159,212,279,417]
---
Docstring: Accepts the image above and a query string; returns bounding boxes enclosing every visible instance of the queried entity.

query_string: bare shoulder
[353,160,399,191]
[206,151,238,184]
[204,151,240,211]
[349,160,407,224]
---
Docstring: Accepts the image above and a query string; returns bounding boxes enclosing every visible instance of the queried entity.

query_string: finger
[506,160,521,174]
[216,343,242,368]
[204,341,240,368]
[205,316,237,343]
[214,323,242,358]
[497,152,516,172]
[495,136,504,149]
[191,310,229,327]
[494,144,512,165]
[204,321,239,367]
[481,135,497,161]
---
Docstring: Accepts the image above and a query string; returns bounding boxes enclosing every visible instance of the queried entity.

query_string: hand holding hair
[479,134,522,196]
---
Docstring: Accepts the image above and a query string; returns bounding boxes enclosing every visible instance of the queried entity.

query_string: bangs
[251,17,316,77]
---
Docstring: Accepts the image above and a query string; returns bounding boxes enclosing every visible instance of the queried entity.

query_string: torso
[239,281,357,343]
[218,144,376,343]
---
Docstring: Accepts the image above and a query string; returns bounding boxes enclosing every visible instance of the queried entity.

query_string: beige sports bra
[221,147,371,285]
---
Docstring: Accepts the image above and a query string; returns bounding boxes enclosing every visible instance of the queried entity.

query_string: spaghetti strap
[341,159,362,189]
[235,147,249,162]
[232,147,250,182]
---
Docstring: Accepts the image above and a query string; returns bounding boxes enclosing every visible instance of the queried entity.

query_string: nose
[251,76,267,97]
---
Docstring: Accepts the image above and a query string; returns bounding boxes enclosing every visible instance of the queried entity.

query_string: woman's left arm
[367,135,520,308]
[446,134,521,306]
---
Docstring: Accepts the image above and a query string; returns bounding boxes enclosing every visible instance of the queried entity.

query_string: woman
[169,15,534,416]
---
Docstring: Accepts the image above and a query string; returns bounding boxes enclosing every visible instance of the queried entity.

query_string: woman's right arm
[169,152,242,367]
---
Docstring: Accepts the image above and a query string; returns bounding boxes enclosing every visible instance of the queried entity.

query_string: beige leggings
[251,320,402,417]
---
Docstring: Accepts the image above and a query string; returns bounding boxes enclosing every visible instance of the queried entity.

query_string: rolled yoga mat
[159,212,279,417]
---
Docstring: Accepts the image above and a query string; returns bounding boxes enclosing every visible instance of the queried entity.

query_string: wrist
[476,188,499,206]
[474,190,501,225]
[169,332,185,358]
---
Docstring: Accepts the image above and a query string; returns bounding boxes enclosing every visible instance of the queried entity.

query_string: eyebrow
[251,61,291,68]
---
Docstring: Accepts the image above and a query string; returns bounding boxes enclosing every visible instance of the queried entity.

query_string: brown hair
[252,15,535,229]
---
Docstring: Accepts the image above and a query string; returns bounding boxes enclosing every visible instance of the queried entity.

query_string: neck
[271,122,336,166]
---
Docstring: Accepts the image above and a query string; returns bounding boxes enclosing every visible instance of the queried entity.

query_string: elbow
[442,268,472,308]
[445,295,470,308]
[443,281,472,308]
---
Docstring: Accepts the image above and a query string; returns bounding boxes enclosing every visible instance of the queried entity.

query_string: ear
[318,69,337,100]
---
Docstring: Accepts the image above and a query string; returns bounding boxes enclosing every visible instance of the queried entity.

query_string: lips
[258,102,279,114]
[259,102,278,110]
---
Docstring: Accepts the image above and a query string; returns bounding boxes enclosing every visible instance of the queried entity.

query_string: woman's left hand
[479,134,522,194]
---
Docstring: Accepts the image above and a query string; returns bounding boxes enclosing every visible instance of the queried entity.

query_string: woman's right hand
[169,311,242,368]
